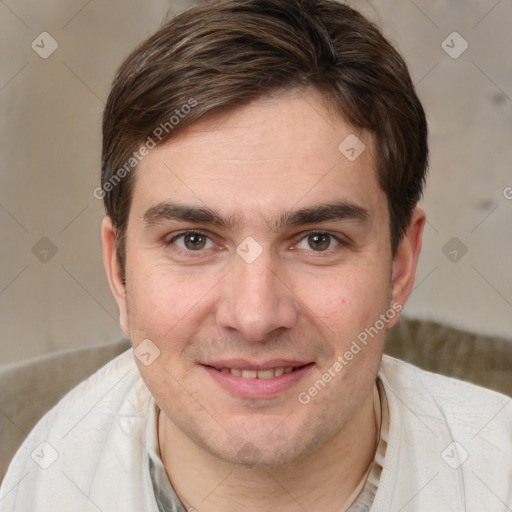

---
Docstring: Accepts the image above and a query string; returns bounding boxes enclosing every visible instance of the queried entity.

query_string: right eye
[166,231,215,252]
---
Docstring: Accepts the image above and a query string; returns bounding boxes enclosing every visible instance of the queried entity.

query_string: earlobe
[389,208,425,326]
[101,216,130,336]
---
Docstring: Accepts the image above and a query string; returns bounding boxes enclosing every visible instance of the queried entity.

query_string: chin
[204,417,338,470]
[218,441,307,469]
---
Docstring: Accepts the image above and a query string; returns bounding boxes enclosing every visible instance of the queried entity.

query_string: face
[103,88,423,467]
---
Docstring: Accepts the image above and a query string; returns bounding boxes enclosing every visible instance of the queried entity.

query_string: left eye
[171,232,214,251]
[296,233,340,252]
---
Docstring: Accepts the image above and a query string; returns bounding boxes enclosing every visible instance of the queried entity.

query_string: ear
[388,208,425,327]
[101,216,130,337]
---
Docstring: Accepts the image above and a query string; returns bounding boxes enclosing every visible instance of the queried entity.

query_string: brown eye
[295,232,341,253]
[168,231,214,252]
[307,233,331,251]
[183,233,207,250]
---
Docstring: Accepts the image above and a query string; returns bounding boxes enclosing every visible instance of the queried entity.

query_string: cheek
[296,265,390,338]
[126,258,218,343]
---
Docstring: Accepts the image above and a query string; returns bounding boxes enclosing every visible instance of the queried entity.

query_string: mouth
[201,361,315,398]
[208,365,308,379]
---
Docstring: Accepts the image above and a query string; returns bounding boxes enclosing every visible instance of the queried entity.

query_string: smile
[215,367,296,378]
[203,362,314,398]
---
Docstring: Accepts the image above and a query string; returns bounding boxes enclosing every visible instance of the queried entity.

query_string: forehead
[130,88,386,226]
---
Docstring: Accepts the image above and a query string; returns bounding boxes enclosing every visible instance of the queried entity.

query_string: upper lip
[203,359,312,370]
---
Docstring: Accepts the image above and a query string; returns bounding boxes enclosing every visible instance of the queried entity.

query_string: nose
[216,253,299,342]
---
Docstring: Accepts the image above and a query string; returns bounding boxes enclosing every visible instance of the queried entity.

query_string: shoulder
[380,354,512,436]
[372,355,512,510]
[0,349,154,511]
[381,354,511,412]
[32,347,146,434]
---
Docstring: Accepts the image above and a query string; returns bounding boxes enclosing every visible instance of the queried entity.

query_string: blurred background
[1,0,511,365]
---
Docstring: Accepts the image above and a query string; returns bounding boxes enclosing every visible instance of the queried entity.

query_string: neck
[158,387,377,512]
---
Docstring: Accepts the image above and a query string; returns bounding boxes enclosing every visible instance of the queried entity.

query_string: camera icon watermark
[442,236,468,263]
[338,134,366,162]
[31,32,59,59]
[441,441,469,469]
[32,237,58,263]
[31,441,59,469]
[236,442,263,468]
[236,237,263,264]
[133,339,161,366]
[503,187,512,200]
[441,32,468,60]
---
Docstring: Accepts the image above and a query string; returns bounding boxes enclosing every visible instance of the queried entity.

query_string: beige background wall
[1,0,511,365]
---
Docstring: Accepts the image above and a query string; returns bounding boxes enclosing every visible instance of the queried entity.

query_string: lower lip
[202,364,314,399]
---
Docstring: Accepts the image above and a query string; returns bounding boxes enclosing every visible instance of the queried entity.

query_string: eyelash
[165,230,213,251]
[165,230,347,254]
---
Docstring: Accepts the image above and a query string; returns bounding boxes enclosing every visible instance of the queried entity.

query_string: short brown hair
[101,0,428,277]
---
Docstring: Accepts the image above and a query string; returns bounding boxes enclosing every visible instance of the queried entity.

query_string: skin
[102,87,425,512]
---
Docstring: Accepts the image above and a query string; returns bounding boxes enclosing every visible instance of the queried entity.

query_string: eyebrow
[142,201,370,231]
[143,203,241,230]
[278,202,370,230]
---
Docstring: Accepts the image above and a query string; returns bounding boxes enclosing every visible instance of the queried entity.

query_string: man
[1,0,511,510]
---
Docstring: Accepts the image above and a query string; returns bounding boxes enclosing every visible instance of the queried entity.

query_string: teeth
[256,369,275,379]
[218,367,295,378]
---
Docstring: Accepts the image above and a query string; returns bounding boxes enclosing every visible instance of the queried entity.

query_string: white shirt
[146,380,388,511]
[1,350,511,511]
